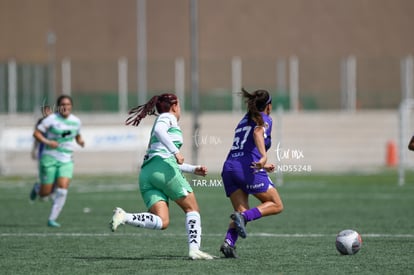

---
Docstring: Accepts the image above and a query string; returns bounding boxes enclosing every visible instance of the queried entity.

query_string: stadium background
[1,0,414,176]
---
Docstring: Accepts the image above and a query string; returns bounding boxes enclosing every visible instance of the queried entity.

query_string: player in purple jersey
[31,105,53,160]
[30,104,52,202]
[220,88,284,258]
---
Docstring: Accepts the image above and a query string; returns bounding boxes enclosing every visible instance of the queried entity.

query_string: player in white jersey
[110,93,214,260]
[30,95,85,227]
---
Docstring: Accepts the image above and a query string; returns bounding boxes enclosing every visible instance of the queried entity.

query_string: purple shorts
[221,159,274,197]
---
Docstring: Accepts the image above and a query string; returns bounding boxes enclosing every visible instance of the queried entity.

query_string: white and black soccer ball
[335,229,362,255]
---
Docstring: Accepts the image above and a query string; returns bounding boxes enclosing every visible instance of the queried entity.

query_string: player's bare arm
[33,129,58,148]
[76,134,85,147]
[251,126,267,169]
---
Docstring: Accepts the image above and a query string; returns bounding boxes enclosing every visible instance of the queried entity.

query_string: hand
[194,165,208,176]
[76,135,85,147]
[250,156,267,170]
[264,163,275,173]
[47,140,59,149]
[77,139,85,147]
[175,152,184,164]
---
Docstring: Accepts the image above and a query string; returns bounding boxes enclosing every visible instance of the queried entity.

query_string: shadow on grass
[73,255,188,261]
[73,255,230,261]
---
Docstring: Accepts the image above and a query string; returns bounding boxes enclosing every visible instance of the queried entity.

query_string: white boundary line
[1,232,413,238]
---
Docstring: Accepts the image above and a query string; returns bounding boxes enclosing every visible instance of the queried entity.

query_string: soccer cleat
[29,182,39,201]
[230,212,247,238]
[47,220,61,228]
[110,207,126,232]
[189,249,214,260]
[220,240,238,258]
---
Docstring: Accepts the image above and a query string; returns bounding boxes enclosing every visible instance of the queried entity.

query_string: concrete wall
[2,0,414,61]
[1,110,411,176]
[1,0,413,110]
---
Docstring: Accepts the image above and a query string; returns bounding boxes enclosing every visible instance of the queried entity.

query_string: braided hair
[126,93,178,126]
[241,88,271,126]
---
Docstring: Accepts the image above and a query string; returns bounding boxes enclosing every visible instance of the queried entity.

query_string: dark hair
[56,95,73,106]
[126,93,178,126]
[241,88,271,126]
[41,105,51,111]
[55,95,73,116]
[41,105,52,116]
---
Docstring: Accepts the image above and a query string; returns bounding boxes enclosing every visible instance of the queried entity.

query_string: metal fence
[0,55,412,114]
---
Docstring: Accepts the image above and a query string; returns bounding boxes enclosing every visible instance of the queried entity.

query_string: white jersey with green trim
[37,113,82,163]
[144,112,183,161]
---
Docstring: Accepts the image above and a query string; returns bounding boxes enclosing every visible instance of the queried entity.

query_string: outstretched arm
[178,164,208,176]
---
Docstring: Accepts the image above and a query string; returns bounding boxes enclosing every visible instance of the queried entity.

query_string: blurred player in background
[30,104,53,201]
[408,136,414,151]
[30,95,85,227]
[110,93,214,260]
[219,88,284,258]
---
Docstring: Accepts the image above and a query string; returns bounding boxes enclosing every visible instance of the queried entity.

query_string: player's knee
[275,201,284,213]
[277,202,284,213]
[271,201,284,214]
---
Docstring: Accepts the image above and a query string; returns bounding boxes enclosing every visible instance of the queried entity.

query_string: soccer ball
[335,229,362,255]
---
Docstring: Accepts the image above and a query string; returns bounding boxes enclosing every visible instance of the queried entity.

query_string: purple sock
[225,228,238,246]
[242,207,262,222]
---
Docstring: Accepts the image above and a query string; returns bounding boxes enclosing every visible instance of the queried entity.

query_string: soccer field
[0,172,413,275]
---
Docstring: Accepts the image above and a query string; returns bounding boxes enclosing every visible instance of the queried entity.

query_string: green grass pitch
[0,171,413,274]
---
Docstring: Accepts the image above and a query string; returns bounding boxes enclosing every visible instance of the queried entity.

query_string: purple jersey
[225,113,272,163]
[222,112,274,197]
[35,117,47,159]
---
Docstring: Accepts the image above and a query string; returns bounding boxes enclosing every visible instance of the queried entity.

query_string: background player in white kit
[31,95,85,227]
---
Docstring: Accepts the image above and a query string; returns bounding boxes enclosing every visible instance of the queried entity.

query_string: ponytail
[126,93,178,126]
[126,96,158,126]
[241,88,271,126]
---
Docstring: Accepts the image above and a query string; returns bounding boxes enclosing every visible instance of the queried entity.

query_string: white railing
[2,56,413,114]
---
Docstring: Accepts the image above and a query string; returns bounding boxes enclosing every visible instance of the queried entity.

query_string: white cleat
[110,207,126,232]
[189,249,215,260]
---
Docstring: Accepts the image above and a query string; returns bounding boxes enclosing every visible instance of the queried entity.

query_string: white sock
[48,188,67,221]
[125,213,163,230]
[186,211,202,251]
